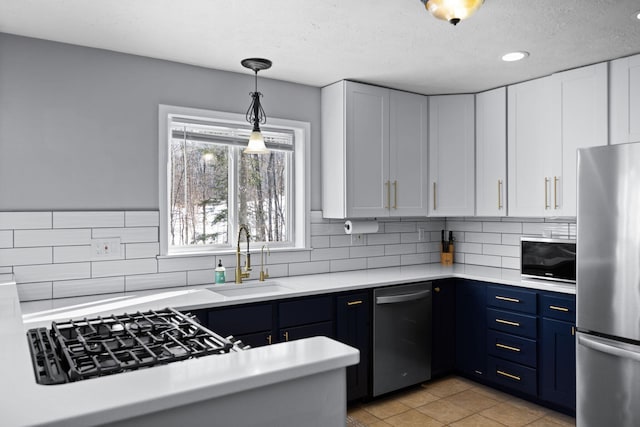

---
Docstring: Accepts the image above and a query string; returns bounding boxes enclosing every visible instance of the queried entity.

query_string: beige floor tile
[526,418,566,427]
[396,388,441,408]
[363,398,411,420]
[480,401,545,426]
[369,421,394,427]
[471,384,512,402]
[450,413,507,427]
[542,412,576,427]
[422,376,475,398]
[444,389,501,413]
[417,398,474,423]
[384,409,444,427]
[349,406,383,425]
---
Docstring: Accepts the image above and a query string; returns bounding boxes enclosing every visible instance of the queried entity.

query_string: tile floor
[347,376,576,427]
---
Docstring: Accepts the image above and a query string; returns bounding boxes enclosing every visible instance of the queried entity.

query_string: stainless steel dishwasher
[372,282,432,396]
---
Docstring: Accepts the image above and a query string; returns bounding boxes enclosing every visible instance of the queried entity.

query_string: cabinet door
[539,318,576,411]
[507,76,561,217]
[610,53,640,145]
[432,280,456,377]
[345,81,391,218]
[207,303,273,337]
[429,95,475,216]
[336,292,371,401]
[555,63,608,217]
[280,321,334,342]
[390,90,429,216]
[476,87,507,216]
[455,280,487,379]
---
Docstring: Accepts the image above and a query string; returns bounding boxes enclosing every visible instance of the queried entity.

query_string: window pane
[170,136,229,247]
[237,149,290,243]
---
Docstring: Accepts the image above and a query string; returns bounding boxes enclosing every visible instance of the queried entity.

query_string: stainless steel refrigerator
[576,143,640,427]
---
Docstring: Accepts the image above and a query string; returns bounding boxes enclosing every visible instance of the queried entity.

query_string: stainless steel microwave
[521,237,576,283]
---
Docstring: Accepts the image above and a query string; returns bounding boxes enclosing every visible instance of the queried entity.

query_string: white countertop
[5,264,574,426]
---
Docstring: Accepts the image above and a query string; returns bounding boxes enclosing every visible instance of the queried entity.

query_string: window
[159,105,309,255]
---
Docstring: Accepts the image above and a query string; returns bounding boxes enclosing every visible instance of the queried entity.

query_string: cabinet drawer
[487,285,537,314]
[281,321,334,342]
[487,330,537,367]
[488,356,537,397]
[208,303,273,336]
[279,295,333,328]
[487,308,537,339]
[540,294,575,322]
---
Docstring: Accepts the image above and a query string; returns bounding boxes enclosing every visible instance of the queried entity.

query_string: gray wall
[0,33,322,211]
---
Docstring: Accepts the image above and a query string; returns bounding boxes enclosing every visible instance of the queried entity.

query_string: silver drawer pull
[497,370,521,381]
[495,295,520,303]
[495,318,520,327]
[496,343,521,352]
[549,305,569,312]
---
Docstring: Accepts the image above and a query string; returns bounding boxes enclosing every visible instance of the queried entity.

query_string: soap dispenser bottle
[215,260,226,284]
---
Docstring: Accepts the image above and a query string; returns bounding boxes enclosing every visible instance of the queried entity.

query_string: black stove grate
[26,307,244,385]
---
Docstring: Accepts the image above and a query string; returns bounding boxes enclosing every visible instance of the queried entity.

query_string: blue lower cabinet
[488,356,537,397]
[539,317,576,411]
[486,308,537,339]
[487,330,536,367]
[207,303,274,347]
[456,280,487,379]
[432,280,456,377]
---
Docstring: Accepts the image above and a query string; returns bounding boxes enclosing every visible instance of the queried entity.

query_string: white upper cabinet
[610,53,640,145]
[508,64,608,217]
[428,95,475,217]
[507,76,561,217]
[475,87,507,217]
[554,62,608,217]
[321,80,428,219]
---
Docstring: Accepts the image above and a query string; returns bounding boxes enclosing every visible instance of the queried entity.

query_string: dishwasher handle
[376,289,431,305]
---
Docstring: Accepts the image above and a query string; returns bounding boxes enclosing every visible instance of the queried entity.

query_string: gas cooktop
[26,307,247,385]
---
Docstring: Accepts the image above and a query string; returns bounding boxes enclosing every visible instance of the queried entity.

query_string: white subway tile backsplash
[502,234,522,246]
[0,247,51,266]
[158,255,215,273]
[125,243,160,259]
[483,244,520,257]
[417,220,446,231]
[289,261,330,276]
[569,223,577,238]
[0,230,12,248]
[447,220,483,232]
[385,243,417,256]
[384,222,417,233]
[17,282,52,301]
[15,229,91,247]
[125,211,159,227]
[0,212,51,230]
[349,245,385,258]
[53,277,125,298]
[14,263,90,283]
[0,273,13,282]
[267,250,311,265]
[92,259,157,278]
[331,257,367,272]
[310,223,345,236]
[53,211,124,229]
[330,234,365,247]
[502,257,521,270]
[416,242,440,253]
[465,253,502,268]
[53,245,92,263]
[454,242,482,254]
[0,267,12,274]
[311,247,350,261]
[187,269,216,286]
[311,236,330,248]
[92,227,158,243]
[367,233,401,245]
[367,255,400,269]
[401,253,429,266]
[126,272,186,291]
[454,252,465,264]
[465,232,501,244]
[482,222,523,233]
[522,222,569,237]
[310,211,324,223]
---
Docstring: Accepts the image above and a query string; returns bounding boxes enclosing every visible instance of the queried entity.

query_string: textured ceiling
[1,0,640,94]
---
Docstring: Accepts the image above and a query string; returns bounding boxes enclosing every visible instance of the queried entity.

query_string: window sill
[157,246,312,260]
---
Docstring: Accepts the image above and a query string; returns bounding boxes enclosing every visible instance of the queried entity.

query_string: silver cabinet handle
[376,289,431,305]
[544,177,550,209]
[433,182,437,210]
[498,180,503,210]
[554,176,559,209]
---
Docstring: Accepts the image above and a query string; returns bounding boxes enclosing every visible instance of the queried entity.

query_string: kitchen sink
[206,282,292,297]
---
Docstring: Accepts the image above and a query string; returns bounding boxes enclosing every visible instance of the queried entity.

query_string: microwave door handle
[376,290,431,305]
[578,334,640,363]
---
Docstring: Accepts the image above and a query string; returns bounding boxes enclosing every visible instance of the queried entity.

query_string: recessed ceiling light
[502,51,529,62]
[635,10,640,20]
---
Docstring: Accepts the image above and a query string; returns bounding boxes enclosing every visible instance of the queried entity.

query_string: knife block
[440,244,454,266]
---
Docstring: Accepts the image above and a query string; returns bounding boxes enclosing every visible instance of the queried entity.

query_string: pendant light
[241,58,272,154]
[420,0,484,26]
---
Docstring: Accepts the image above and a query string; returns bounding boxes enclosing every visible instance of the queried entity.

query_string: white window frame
[158,104,310,256]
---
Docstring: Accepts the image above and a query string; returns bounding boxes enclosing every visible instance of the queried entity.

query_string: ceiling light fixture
[241,58,272,155]
[419,0,484,26]
[502,51,529,62]
[635,10,640,20]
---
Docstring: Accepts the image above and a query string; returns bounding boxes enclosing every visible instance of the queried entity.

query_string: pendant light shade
[421,0,484,25]
[241,58,272,155]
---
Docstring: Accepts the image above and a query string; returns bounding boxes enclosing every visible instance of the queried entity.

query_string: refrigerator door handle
[578,333,640,363]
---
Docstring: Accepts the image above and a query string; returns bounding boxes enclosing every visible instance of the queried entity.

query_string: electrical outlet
[91,238,121,260]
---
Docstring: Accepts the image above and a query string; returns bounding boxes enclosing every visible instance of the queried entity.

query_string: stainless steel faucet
[235,224,251,283]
